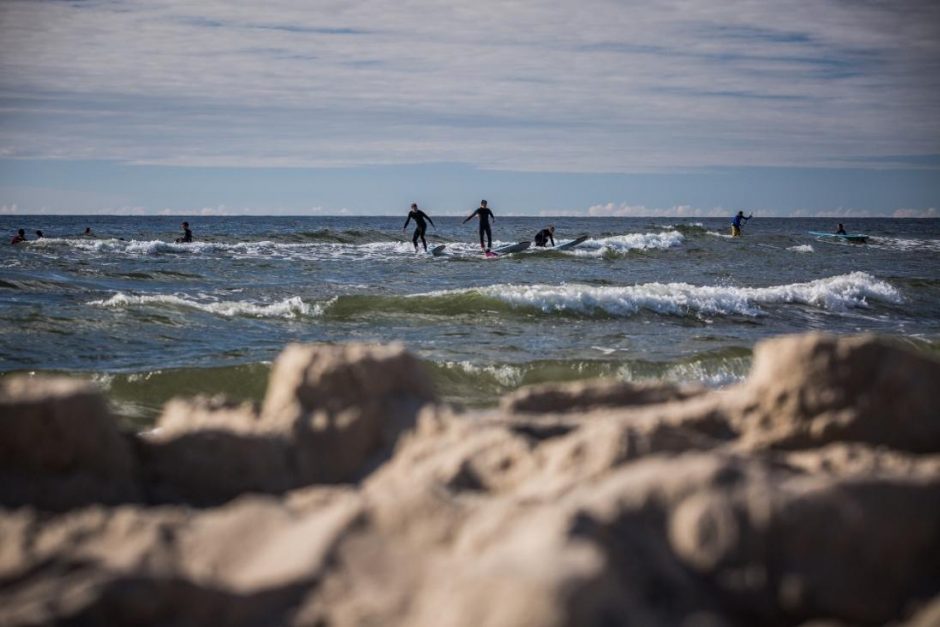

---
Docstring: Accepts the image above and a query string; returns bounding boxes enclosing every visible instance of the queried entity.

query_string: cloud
[0,0,938,173]
[582,203,729,218]
[893,207,938,218]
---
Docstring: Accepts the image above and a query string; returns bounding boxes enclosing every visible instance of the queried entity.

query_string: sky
[1,0,939,217]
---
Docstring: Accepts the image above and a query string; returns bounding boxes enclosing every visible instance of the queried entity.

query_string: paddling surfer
[835,223,847,235]
[730,211,752,237]
[402,203,435,252]
[463,199,495,252]
[10,229,26,245]
[176,221,193,243]
[534,225,555,247]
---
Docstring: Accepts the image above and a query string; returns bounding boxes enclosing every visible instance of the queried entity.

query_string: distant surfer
[835,223,846,235]
[10,229,26,245]
[83,227,93,236]
[534,225,555,247]
[175,221,193,243]
[35,230,44,239]
[402,203,435,252]
[730,211,752,237]
[463,199,495,253]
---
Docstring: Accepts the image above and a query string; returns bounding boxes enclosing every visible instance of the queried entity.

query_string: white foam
[34,236,491,261]
[417,272,901,318]
[570,231,684,256]
[89,292,312,318]
[787,244,814,253]
[869,236,940,252]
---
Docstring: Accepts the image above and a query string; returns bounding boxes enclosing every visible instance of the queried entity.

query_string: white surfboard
[553,235,589,251]
[492,241,531,254]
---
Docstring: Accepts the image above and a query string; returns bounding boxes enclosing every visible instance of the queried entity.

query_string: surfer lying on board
[534,225,555,247]
[403,203,435,252]
[731,211,752,237]
[175,222,193,243]
[836,223,846,235]
[463,199,495,252]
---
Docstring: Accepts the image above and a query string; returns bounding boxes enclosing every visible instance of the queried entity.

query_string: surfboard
[493,241,531,254]
[808,231,868,243]
[430,244,446,256]
[553,235,589,251]
[484,250,499,258]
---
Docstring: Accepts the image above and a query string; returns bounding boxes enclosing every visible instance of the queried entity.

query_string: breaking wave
[570,231,684,257]
[318,272,901,320]
[88,292,313,318]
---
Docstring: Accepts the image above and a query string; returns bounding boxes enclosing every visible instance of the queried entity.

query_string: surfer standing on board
[402,203,435,252]
[730,211,752,237]
[463,199,495,253]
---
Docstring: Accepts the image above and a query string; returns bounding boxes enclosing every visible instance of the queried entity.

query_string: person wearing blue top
[730,211,753,237]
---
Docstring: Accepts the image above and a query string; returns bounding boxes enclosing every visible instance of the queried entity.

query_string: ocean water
[3,215,939,426]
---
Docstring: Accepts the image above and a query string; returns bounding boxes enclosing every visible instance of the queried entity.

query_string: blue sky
[1,0,938,216]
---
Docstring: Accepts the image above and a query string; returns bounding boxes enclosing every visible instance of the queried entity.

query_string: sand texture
[1,333,939,626]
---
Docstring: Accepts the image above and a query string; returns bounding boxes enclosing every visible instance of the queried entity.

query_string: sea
[2,215,939,428]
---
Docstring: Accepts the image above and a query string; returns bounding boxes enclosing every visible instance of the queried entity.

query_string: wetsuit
[403,209,434,251]
[730,214,750,237]
[176,228,193,243]
[464,207,494,250]
[534,228,555,247]
[836,227,846,235]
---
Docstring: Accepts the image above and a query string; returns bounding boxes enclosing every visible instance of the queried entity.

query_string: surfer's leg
[412,228,420,250]
[478,226,486,250]
[419,227,427,251]
[484,225,492,249]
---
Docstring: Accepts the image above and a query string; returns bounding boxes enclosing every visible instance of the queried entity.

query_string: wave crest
[89,292,312,318]
[318,272,900,320]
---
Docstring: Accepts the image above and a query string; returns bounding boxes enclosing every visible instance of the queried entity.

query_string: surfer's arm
[422,211,435,228]
[462,209,478,224]
[550,234,555,246]
[403,215,412,229]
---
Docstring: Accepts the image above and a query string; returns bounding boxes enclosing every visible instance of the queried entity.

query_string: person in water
[463,199,495,252]
[534,225,555,247]
[35,230,44,239]
[402,203,435,252]
[10,228,26,245]
[836,223,847,235]
[730,211,753,237]
[83,227,92,236]
[176,221,193,243]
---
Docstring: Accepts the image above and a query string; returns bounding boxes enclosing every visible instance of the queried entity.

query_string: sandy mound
[1,333,938,626]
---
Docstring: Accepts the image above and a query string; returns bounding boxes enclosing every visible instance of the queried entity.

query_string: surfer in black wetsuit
[463,199,494,252]
[176,221,193,243]
[402,203,435,252]
[534,225,555,247]
[835,223,846,235]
